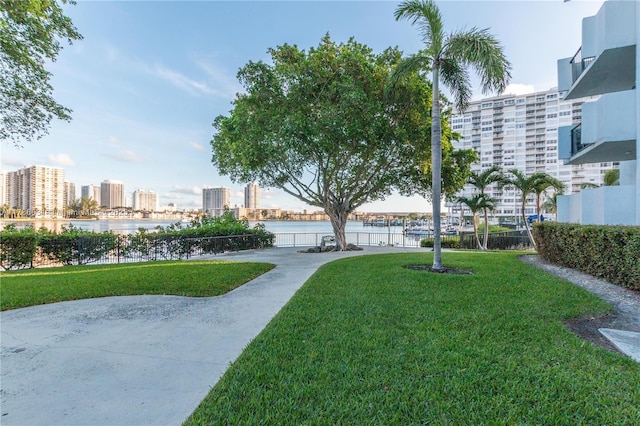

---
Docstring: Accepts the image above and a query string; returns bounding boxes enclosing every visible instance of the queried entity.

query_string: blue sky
[1,0,605,213]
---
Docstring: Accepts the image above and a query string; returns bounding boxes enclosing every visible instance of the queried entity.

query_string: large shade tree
[392,0,511,270]
[212,36,440,250]
[1,0,82,146]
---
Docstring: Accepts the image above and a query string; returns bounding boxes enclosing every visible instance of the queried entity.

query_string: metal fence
[272,232,424,248]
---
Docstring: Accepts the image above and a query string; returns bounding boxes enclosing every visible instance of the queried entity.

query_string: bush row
[534,222,640,291]
[0,213,275,270]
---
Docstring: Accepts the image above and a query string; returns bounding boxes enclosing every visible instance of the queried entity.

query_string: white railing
[273,232,425,248]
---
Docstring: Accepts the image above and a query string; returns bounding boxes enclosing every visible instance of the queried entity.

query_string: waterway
[0,219,406,235]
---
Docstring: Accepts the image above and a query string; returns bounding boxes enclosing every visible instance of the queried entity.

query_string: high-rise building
[132,190,159,212]
[244,182,260,209]
[0,170,7,207]
[449,88,617,220]
[203,187,231,216]
[556,0,639,225]
[100,180,125,209]
[81,184,101,205]
[6,165,65,217]
[63,182,76,206]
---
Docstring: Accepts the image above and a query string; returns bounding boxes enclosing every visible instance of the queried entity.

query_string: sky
[1,0,606,213]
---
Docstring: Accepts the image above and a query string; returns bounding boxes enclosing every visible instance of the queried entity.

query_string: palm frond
[439,58,471,112]
[394,0,443,52]
[446,27,512,95]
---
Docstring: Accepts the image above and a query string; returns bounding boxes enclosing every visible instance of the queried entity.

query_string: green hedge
[0,213,275,270]
[420,237,460,249]
[534,222,640,291]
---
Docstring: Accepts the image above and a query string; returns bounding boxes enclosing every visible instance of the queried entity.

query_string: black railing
[460,231,533,250]
[570,47,596,83]
[1,233,274,270]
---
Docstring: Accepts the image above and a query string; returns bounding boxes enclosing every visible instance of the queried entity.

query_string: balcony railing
[569,47,596,84]
[570,123,594,157]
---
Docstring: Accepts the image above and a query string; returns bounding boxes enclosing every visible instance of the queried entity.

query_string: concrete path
[3,247,639,425]
[1,246,417,426]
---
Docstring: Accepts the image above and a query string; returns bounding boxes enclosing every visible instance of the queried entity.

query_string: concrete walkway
[0,246,416,426]
[2,247,638,425]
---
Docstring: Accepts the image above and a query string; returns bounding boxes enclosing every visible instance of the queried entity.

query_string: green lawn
[185,252,640,425]
[1,260,274,311]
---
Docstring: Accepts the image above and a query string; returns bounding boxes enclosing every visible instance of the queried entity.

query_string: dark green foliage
[185,253,639,424]
[535,222,640,291]
[1,0,83,145]
[124,212,274,260]
[0,213,275,269]
[38,224,118,265]
[0,224,38,270]
[420,237,460,248]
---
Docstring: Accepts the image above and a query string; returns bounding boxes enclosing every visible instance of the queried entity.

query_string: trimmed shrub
[38,224,118,265]
[0,225,39,270]
[420,237,460,249]
[534,222,640,291]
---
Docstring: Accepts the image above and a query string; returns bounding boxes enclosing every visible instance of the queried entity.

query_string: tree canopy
[1,0,82,146]
[212,35,473,250]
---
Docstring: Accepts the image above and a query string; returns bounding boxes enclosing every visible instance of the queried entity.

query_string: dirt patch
[564,313,628,354]
[403,264,475,275]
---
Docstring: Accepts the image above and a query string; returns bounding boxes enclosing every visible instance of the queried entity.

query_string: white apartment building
[450,88,617,221]
[244,182,260,209]
[7,165,65,217]
[556,0,639,225]
[81,184,101,205]
[203,186,230,216]
[63,181,76,206]
[132,189,159,212]
[100,180,125,209]
[0,170,7,207]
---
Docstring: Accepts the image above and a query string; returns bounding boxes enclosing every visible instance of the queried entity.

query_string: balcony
[557,0,636,100]
[558,91,637,165]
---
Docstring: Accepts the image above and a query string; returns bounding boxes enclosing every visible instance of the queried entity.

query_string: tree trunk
[327,206,348,251]
[431,67,444,270]
[482,207,489,250]
[473,214,482,250]
[521,200,536,250]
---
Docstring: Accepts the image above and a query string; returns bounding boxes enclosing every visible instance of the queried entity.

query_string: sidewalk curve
[1,246,420,426]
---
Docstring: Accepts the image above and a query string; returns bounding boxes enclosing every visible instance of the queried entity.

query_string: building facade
[6,165,65,217]
[0,170,7,207]
[132,190,159,212]
[100,180,125,209]
[556,0,639,225]
[450,88,617,221]
[63,182,76,206]
[81,184,101,205]
[244,182,260,209]
[203,186,231,216]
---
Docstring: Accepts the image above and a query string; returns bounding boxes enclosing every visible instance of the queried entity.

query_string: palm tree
[501,169,549,250]
[467,166,506,250]
[542,193,559,215]
[532,174,564,224]
[458,193,496,250]
[392,0,511,270]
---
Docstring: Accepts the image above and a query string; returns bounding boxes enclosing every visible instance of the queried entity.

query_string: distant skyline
[1,0,605,213]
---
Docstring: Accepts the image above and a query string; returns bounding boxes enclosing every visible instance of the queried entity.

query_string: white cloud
[171,185,201,195]
[190,142,207,151]
[154,65,218,97]
[104,150,144,163]
[503,83,536,96]
[1,154,27,168]
[48,153,75,167]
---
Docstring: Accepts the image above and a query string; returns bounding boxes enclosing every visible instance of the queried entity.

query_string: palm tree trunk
[473,215,482,250]
[482,207,489,250]
[521,199,536,250]
[431,66,444,270]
